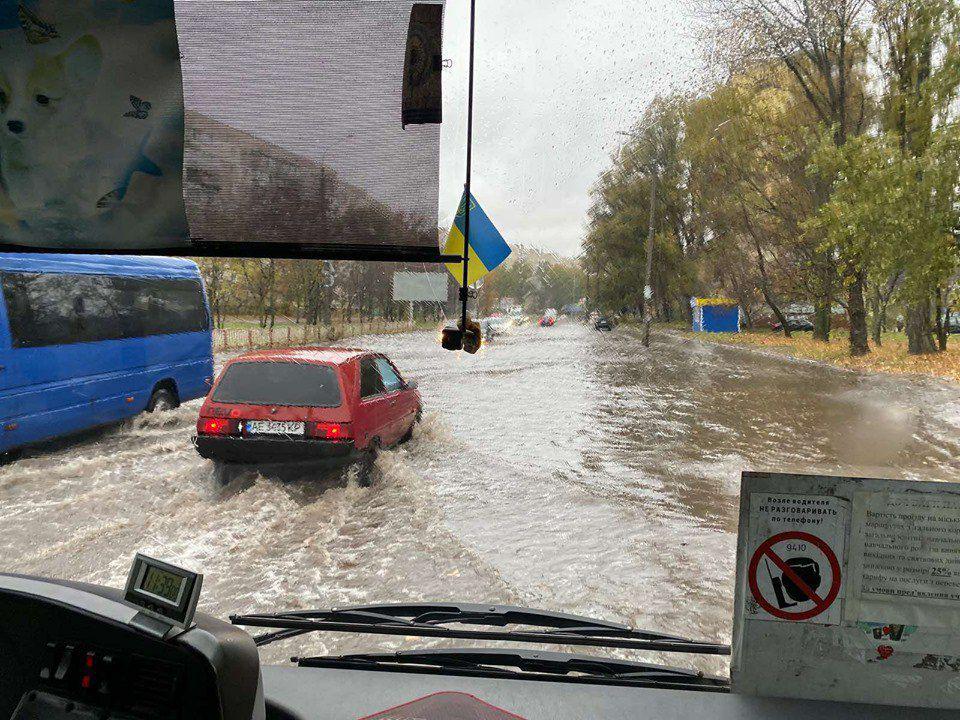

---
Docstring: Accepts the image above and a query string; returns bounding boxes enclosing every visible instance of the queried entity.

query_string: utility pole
[642,163,657,348]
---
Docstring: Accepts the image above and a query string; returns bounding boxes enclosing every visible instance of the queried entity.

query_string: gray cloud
[439,0,701,256]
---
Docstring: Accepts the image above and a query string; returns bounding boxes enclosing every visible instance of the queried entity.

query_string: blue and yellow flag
[444,192,511,286]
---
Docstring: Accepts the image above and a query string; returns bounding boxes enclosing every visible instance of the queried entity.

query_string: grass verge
[680,328,960,385]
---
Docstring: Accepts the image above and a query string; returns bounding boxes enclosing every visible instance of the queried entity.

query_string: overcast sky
[438,0,703,256]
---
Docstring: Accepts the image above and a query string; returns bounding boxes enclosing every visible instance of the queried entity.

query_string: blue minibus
[0,254,214,460]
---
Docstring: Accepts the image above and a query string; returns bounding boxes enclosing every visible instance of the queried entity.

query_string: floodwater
[2,321,960,674]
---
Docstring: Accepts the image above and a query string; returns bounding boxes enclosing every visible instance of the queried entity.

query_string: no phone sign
[745,492,848,625]
[748,530,842,623]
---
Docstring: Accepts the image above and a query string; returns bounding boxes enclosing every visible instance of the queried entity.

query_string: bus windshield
[0,0,959,689]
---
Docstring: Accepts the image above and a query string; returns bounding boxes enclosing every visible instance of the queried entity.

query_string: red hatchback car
[193,348,421,476]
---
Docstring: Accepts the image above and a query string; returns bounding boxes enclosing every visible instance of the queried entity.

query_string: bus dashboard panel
[0,254,213,458]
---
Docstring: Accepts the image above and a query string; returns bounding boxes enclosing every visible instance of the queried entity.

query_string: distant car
[480,317,510,339]
[194,347,421,482]
[539,315,556,327]
[946,316,960,334]
[772,315,815,333]
[594,316,614,331]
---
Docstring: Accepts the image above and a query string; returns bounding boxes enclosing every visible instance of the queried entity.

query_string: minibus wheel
[213,462,236,485]
[0,449,22,465]
[147,387,179,412]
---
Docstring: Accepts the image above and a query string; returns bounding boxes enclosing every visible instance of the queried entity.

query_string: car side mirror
[404,379,419,391]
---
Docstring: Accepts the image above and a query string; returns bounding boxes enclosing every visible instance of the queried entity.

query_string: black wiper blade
[295,648,730,692]
[230,602,730,656]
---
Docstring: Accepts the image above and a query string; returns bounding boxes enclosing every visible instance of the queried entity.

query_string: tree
[195,257,231,328]
[809,128,960,355]
[684,71,825,337]
[238,259,277,328]
[700,0,871,347]
[871,0,960,353]
[584,96,696,322]
[479,251,584,316]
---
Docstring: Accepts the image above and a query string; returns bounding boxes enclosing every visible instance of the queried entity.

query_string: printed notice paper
[850,491,960,630]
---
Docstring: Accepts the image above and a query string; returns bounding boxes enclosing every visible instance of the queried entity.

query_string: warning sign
[749,531,842,621]
[746,493,848,625]
[733,474,960,709]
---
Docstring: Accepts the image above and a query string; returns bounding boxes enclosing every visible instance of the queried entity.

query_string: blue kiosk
[692,297,740,333]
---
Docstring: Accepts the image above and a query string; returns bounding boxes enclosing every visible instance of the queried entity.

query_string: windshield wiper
[230,602,730,656]
[294,648,730,692]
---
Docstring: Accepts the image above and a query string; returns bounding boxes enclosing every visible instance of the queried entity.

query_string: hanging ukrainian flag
[443,191,511,286]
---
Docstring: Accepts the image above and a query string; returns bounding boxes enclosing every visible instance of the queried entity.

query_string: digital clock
[123,554,203,631]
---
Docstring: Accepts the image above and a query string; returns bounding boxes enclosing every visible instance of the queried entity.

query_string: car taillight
[197,417,239,436]
[308,422,351,441]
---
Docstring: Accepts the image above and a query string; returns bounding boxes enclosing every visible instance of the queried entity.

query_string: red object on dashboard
[358,692,528,720]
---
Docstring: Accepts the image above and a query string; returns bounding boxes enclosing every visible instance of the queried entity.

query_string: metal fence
[212,319,430,352]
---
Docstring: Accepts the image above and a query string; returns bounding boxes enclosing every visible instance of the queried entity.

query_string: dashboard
[259,665,960,720]
[0,573,262,720]
[4,568,960,720]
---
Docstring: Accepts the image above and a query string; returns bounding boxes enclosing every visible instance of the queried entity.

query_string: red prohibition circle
[748,530,841,621]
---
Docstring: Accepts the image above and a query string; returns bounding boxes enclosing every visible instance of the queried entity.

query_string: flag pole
[460,0,476,337]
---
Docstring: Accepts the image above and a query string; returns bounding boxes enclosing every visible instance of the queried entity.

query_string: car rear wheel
[399,407,423,445]
[355,439,380,487]
[213,462,237,485]
[147,387,178,413]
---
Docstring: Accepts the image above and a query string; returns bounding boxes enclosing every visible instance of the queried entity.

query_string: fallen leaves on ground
[689,330,960,385]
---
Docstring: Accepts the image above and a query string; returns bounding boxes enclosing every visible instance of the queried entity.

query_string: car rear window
[212,361,341,407]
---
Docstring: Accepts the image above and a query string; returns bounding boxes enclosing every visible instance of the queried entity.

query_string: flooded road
[3,321,960,674]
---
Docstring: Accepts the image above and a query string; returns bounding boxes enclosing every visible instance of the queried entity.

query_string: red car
[193,347,421,479]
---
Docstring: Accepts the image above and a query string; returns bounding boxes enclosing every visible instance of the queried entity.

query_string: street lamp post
[641,162,657,347]
[616,116,729,347]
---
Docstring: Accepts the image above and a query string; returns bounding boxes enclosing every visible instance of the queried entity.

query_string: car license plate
[245,420,305,436]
